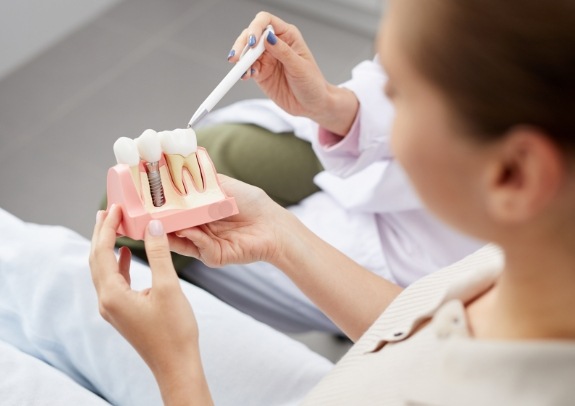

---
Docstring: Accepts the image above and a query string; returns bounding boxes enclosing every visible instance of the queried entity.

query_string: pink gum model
[106,147,238,240]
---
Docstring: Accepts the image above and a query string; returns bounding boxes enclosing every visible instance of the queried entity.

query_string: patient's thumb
[144,220,178,287]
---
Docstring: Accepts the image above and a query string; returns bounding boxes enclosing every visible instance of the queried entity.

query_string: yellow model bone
[130,166,142,197]
[165,153,204,194]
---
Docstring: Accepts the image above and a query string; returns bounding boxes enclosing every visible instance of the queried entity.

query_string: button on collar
[432,299,470,339]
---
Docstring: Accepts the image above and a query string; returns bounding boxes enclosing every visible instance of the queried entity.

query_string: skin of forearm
[270,211,403,342]
[311,84,360,136]
[152,351,214,406]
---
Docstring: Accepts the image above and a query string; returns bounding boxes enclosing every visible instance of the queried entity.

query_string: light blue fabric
[0,208,332,405]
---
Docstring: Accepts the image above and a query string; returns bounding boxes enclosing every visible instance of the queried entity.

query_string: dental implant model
[135,129,165,207]
[106,127,238,240]
[113,137,141,197]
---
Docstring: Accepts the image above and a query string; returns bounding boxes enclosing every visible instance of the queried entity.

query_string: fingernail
[267,31,277,45]
[96,210,104,222]
[250,68,255,75]
[248,34,256,47]
[148,220,164,237]
[227,49,235,60]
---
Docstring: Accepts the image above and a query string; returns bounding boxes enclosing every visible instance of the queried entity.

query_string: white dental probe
[187,25,274,128]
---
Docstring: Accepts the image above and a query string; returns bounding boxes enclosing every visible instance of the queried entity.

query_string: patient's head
[379,0,575,244]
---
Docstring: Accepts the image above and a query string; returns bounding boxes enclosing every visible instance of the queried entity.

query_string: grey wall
[256,0,382,36]
[0,0,123,80]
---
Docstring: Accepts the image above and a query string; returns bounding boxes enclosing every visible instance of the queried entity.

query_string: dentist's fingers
[259,29,304,74]
[167,232,201,259]
[227,12,293,62]
[144,220,180,290]
[247,11,293,41]
[250,60,262,77]
[228,28,249,63]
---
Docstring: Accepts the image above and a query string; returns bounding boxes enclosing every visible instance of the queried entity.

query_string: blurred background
[0,0,379,361]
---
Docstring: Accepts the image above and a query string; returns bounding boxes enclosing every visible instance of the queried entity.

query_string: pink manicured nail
[96,211,103,222]
[148,220,164,236]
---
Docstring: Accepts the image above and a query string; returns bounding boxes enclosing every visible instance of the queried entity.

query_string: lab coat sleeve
[311,57,424,213]
[311,57,395,177]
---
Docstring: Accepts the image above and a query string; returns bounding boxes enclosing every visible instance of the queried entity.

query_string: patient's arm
[90,205,213,405]
[271,212,403,342]
[170,176,403,341]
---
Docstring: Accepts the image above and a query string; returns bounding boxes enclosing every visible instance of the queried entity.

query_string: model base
[106,147,238,240]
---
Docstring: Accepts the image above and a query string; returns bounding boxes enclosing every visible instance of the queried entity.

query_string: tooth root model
[113,137,142,197]
[159,128,204,194]
[135,129,166,207]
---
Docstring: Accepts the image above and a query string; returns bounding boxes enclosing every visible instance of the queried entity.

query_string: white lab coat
[190,58,484,332]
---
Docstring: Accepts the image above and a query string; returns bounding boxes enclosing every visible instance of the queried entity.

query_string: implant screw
[145,161,166,207]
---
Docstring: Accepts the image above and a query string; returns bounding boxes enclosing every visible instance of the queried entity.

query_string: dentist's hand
[229,12,359,136]
[168,175,290,268]
[89,205,213,405]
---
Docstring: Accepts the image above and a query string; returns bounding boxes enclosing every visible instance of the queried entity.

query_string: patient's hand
[168,175,291,267]
[90,205,213,404]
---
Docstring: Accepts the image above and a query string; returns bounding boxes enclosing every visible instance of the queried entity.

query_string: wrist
[312,84,359,136]
[153,349,213,406]
[267,209,312,273]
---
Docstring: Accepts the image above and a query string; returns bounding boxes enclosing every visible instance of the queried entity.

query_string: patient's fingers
[100,205,123,250]
[91,210,107,246]
[90,205,124,289]
[118,246,132,285]
[90,209,109,272]
[144,220,180,290]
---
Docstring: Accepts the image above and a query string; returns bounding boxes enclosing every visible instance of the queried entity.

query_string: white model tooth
[135,129,166,207]
[135,129,162,163]
[160,128,197,156]
[113,136,142,195]
[113,137,140,166]
[160,128,203,193]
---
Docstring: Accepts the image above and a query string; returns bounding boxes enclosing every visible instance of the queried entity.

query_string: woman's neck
[467,239,575,341]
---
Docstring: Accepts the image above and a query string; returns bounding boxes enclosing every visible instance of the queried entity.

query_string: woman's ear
[484,127,565,224]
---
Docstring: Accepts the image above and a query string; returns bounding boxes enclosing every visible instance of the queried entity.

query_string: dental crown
[135,129,162,163]
[113,137,140,166]
[159,128,197,156]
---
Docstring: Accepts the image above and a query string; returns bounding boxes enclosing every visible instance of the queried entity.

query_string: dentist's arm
[169,176,402,341]
[228,12,359,136]
[90,206,213,406]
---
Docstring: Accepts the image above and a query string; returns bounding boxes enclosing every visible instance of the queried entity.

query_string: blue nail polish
[250,68,255,75]
[248,34,256,47]
[267,31,277,45]
[227,49,235,60]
